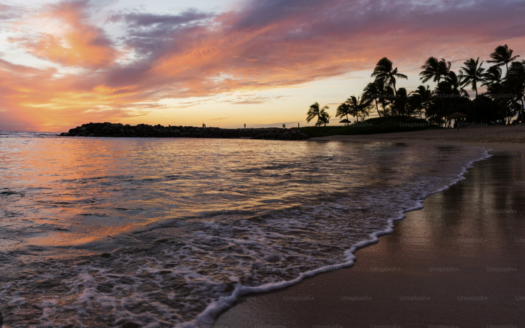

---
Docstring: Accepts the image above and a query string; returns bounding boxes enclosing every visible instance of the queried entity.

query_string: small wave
[0,139,490,327]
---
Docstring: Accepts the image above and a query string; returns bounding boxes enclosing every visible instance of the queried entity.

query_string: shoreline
[215,139,525,327]
[308,125,525,151]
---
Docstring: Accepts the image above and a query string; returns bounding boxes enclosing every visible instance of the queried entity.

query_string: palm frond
[487,44,520,66]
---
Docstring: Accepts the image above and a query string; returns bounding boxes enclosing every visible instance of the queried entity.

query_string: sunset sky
[1,0,525,132]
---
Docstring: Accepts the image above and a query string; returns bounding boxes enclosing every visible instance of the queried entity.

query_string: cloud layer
[1,0,525,131]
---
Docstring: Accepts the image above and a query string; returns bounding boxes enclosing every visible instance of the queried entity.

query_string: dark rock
[60,123,309,141]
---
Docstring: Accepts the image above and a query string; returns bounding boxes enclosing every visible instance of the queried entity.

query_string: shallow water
[0,134,487,327]
[216,152,525,328]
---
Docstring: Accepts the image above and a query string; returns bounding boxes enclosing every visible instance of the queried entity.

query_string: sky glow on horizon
[1,0,525,131]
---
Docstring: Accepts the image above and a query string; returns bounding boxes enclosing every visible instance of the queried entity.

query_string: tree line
[307,45,525,127]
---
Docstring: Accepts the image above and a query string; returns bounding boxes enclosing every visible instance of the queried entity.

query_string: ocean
[0,132,489,327]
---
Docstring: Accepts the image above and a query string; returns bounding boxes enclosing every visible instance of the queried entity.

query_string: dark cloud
[230,0,325,30]
[110,9,212,27]
[109,10,213,57]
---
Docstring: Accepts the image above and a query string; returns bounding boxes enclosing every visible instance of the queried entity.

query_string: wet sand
[216,146,525,327]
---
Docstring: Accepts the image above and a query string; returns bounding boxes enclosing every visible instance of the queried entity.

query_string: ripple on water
[0,135,488,327]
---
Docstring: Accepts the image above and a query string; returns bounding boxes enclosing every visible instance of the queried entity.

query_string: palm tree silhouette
[371,57,407,95]
[319,111,331,126]
[365,80,394,117]
[352,46,525,124]
[344,94,373,122]
[420,57,452,125]
[307,102,331,127]
[484,67,517,124]
[459,57,485,122]
[363,81,382,118]
[482,65,504,87]
[392,88,409,117]
[487,44,520,72]
[420,57,451,83]
[506,61,525,122]
[410,85,432,118]
[336,103,352,124]
[381,85,396,117]
[446,71,469,98]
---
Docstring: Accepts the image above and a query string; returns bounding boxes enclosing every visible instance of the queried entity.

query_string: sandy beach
[310,125,525,151]
[216,128,525,328]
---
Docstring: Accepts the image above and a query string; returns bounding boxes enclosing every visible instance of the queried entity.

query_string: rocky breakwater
[60,123,309,140]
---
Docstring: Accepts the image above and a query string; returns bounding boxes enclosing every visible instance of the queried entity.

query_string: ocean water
[0,133,488,327]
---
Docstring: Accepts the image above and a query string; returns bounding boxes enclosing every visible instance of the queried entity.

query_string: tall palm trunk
[473,88,478,122]
[437,76,445,127]
[393,81,397,96]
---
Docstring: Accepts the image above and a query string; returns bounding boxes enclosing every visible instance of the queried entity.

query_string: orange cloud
[12,0,119,69]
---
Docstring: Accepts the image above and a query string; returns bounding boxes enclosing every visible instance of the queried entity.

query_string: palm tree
[439,59,452,79]
[363,81,383,118]
[487,44,520,72]
[319,111,330,126]
[374,81,395,117]
[345,94,373,122]
[420,57,451,83]
[506,60,525,122]
[393,88,409,117]
[446,71,469,98]
[459,57,485,121]
[482,65,503,87]
[490,82,518,124]
[420,57,440,83]
[371,57,407,94]
[420,57,452,125]
[482,65,508,122]
[434,81,458,126]
[407,93,421,118]
[409,85,432,118]
[487,47,521,122]
[336,103,352,124]
[307,102,330,127]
